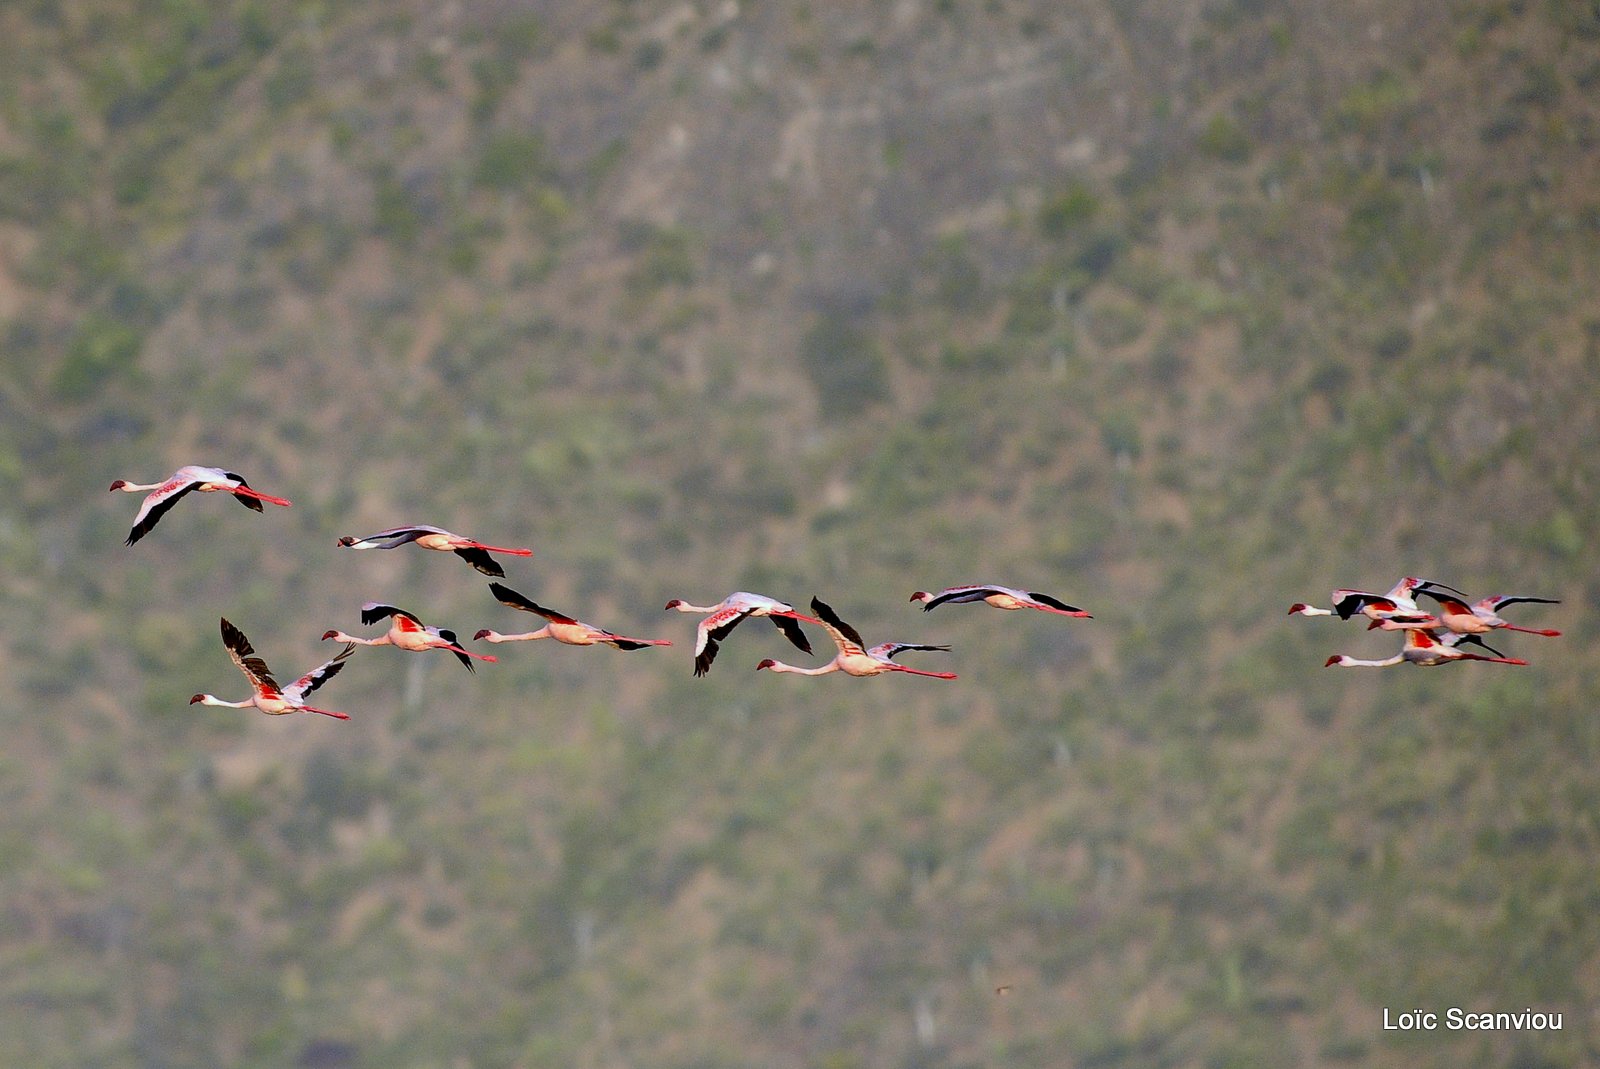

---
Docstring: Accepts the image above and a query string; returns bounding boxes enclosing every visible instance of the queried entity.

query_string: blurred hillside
[1,0,1598,1066]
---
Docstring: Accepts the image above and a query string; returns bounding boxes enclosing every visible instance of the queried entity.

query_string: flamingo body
[337,524,533,577]
[190,618,354,720]
[476,582,671,651]
[111,465,291,545]
[664,592,819,676]
[910,585,1090,617]
[1288,577,1454,627]
[757,597,956,679]
[1325,626,1527,668]
[1418,591,1563,638]
[321,602,496,671]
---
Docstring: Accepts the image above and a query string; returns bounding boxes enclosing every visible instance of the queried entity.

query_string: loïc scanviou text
[1383,1008,1562,1031]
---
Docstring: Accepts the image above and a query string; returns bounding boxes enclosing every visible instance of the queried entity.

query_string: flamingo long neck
[769,660,841,676]
[196,694,253,708]
[114,480,166,493]
[332,632,391,647]
[1292,605,1335,617]
[671,602,724,615]
[479,629,550,644]
[1333,654,1405,668]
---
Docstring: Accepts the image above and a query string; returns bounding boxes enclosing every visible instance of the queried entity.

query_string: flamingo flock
[1289,576,1560,670]
[113,460,1560,722]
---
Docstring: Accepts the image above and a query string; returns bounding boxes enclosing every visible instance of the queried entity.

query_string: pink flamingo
[337,524,533,577]
[756,597,956,680]
[910,584,1090,617]
[321,603,497,672]
[1288,576,1456,627]
[475,582,672,651]
[664,592,820,676]
[1324,626,1527,669]
[1417,590,1562,638]
[190,618,355,720]
[110,465,291,545]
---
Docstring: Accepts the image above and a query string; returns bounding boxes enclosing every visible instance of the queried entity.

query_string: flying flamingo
[664,592,820,676]
[475,582,672,651]
[1288,576,1458,627]
[190,618,356,720]
[1324,626,1528,669]
[321,603,497,672]
[910,584,1091,617]
[1416,590,1562,638]
[110,465,292,545]
[756,597,957,680]
[337,524,533,577]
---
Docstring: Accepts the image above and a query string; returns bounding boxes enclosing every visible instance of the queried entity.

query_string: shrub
[54,315,144,401]
[799,313,890,421]
[1198,114,1251,163]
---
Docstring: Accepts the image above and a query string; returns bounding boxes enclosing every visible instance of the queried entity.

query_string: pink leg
[772,611,824,625]
[462,542,533,556]
[889,666,959,680]
[444,644,498,663]
[303,706,351,720]
[233,486,293,507]
[1461,655,1528,665]
[1502,625,1561,637]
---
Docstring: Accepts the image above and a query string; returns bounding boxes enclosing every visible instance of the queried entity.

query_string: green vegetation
[0,1,1595,1067]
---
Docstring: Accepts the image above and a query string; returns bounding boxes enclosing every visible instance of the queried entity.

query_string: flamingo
[321,603,497,672]
[336,524,533,577]
[190,618,356,720]
[1416,590,1562,638]
[110,465,292,545]
[756,597,957,680]
[664,592,821,676]
[1288,576,1458,627]
[475,582,672,651]
[1324,626,1528,668]
[910,584,1090,617]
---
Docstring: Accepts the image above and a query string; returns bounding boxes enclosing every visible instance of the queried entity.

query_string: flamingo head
[1287,603,1310,615]
[473,629,493,641]
[319,630,340,641]
[663,599,685,611]
[1323,656,1344,668]
[755,659,778,671]
[336,536,358,547]
[909,591,932,604]
[188,694,207,704]
[108,479,128,492]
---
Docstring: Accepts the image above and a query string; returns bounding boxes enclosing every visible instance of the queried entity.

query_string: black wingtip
[456,547,506,577]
